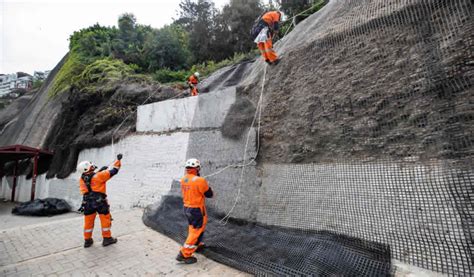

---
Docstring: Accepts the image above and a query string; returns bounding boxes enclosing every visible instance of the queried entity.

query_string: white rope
[279,1,323,39]
[217,64,267,225]
[106,66,268,225]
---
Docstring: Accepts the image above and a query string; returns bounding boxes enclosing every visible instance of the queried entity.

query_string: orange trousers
[190,85,198,96]
[180,208,208,257]
[258,37,278,63]
[83,213,112,239]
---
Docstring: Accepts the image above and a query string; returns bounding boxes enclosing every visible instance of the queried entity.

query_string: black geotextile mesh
[143,195,392,276]
[141,0,473,275]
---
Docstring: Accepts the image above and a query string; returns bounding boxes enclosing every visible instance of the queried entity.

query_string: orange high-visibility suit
[179,169,213,258]
[79,159,121,240]
[258,11,281,63]
[187,74,199,96]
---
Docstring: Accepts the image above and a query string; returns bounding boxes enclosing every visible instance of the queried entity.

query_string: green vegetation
[50,52,86,97]
[50,0,324,97]
[32,80,44,89]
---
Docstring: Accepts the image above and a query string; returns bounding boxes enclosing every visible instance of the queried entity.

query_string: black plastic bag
[12,198,71,216]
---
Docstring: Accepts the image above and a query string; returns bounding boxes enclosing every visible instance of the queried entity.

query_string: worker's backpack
[250,12,268,40]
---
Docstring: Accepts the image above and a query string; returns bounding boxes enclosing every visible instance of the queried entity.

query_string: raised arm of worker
[94,154,122,183]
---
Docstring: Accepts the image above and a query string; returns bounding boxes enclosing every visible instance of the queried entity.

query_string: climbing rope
[217,64,266,225]
[107,61,268,225]
[279,1,324,39]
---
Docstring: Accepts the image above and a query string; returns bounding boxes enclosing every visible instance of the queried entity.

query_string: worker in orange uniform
[76,154,122,248]
[176,158,214,264]
[187,72,200,96]
[254,11,282,65]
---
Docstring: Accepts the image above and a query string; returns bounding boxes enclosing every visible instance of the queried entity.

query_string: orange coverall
[79,159,121,240]
[187,75,199,96]
[258,11,281,63]
[179,169,213,258]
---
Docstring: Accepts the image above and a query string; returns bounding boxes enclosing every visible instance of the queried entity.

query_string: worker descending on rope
[77,154,122,248]
[187,72,200,96]
[251,10,282,65]
[176,158,214,264]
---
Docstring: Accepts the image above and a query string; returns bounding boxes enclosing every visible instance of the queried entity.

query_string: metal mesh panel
[144,0,473,275]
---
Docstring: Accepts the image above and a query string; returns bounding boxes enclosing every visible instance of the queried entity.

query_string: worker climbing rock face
[187,72,200,96]
[253,11,282,65]
[77,154,122,248]
[176,158,214,264]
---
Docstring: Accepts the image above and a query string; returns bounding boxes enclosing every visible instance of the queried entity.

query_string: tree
[220,0,264,54]
[69,24,116,62]
[143,24,191,71]
[175,0,218,62]
[108,13,152,71]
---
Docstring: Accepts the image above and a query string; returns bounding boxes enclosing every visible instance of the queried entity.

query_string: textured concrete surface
[137,87,235,132]
[1,133,190,211]
[0,207,246,276]
[186,128,260,220]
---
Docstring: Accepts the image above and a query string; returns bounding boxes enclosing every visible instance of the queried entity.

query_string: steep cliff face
[223,0,473,165]
[0,55,68,148]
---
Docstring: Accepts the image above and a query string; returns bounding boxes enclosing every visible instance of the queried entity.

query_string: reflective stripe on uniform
[84,229,93,233]
[183,244,197,249]
[102,227,111,231]
[191,176,198,182]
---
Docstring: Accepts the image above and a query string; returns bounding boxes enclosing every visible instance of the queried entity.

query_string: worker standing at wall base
[176,158,214,264]
[252,11,282,65]
[187,72,200,96]
[77,154,122,248]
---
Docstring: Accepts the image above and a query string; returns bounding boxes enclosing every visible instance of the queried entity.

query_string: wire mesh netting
[144,0,472,276]
[143,193,393,276]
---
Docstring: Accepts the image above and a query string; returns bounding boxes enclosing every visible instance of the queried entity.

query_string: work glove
[98,166,108,172]
[117,154,123,160]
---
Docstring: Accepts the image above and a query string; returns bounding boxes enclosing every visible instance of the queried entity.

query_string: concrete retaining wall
[137,87,235,132]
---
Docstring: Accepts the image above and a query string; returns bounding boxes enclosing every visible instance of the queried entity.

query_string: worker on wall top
[176,158,214,264]
[77,154,122,248]
[252,10,282,65]
[187,72,200,96]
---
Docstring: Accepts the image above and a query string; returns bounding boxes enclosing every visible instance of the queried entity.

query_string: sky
[0,0,229,75]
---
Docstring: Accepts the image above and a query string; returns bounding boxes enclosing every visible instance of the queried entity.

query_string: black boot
[176,252,197,264]
[196,243,206,253]
[84,238,93,248]
[102,237,117,247]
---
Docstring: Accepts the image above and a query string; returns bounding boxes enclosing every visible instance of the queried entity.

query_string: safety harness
[81,173,107,201]
[79,172,108,214]
[82,173,95,194]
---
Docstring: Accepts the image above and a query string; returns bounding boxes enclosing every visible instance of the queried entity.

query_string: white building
[0,73,33,97]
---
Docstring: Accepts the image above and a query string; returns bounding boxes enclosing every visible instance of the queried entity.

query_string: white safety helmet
[194,72,200,77]
[77,160,95,173]
[185,158,201,168]
[279,11,287,22]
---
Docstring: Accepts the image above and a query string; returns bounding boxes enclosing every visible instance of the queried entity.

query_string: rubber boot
[196,243,206,253]
[84,239,93,248]
[271,58,280,66]
[176,252,197,264]
[102,237,117,247]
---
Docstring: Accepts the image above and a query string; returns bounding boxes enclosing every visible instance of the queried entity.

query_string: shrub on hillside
[153,69,188,84]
